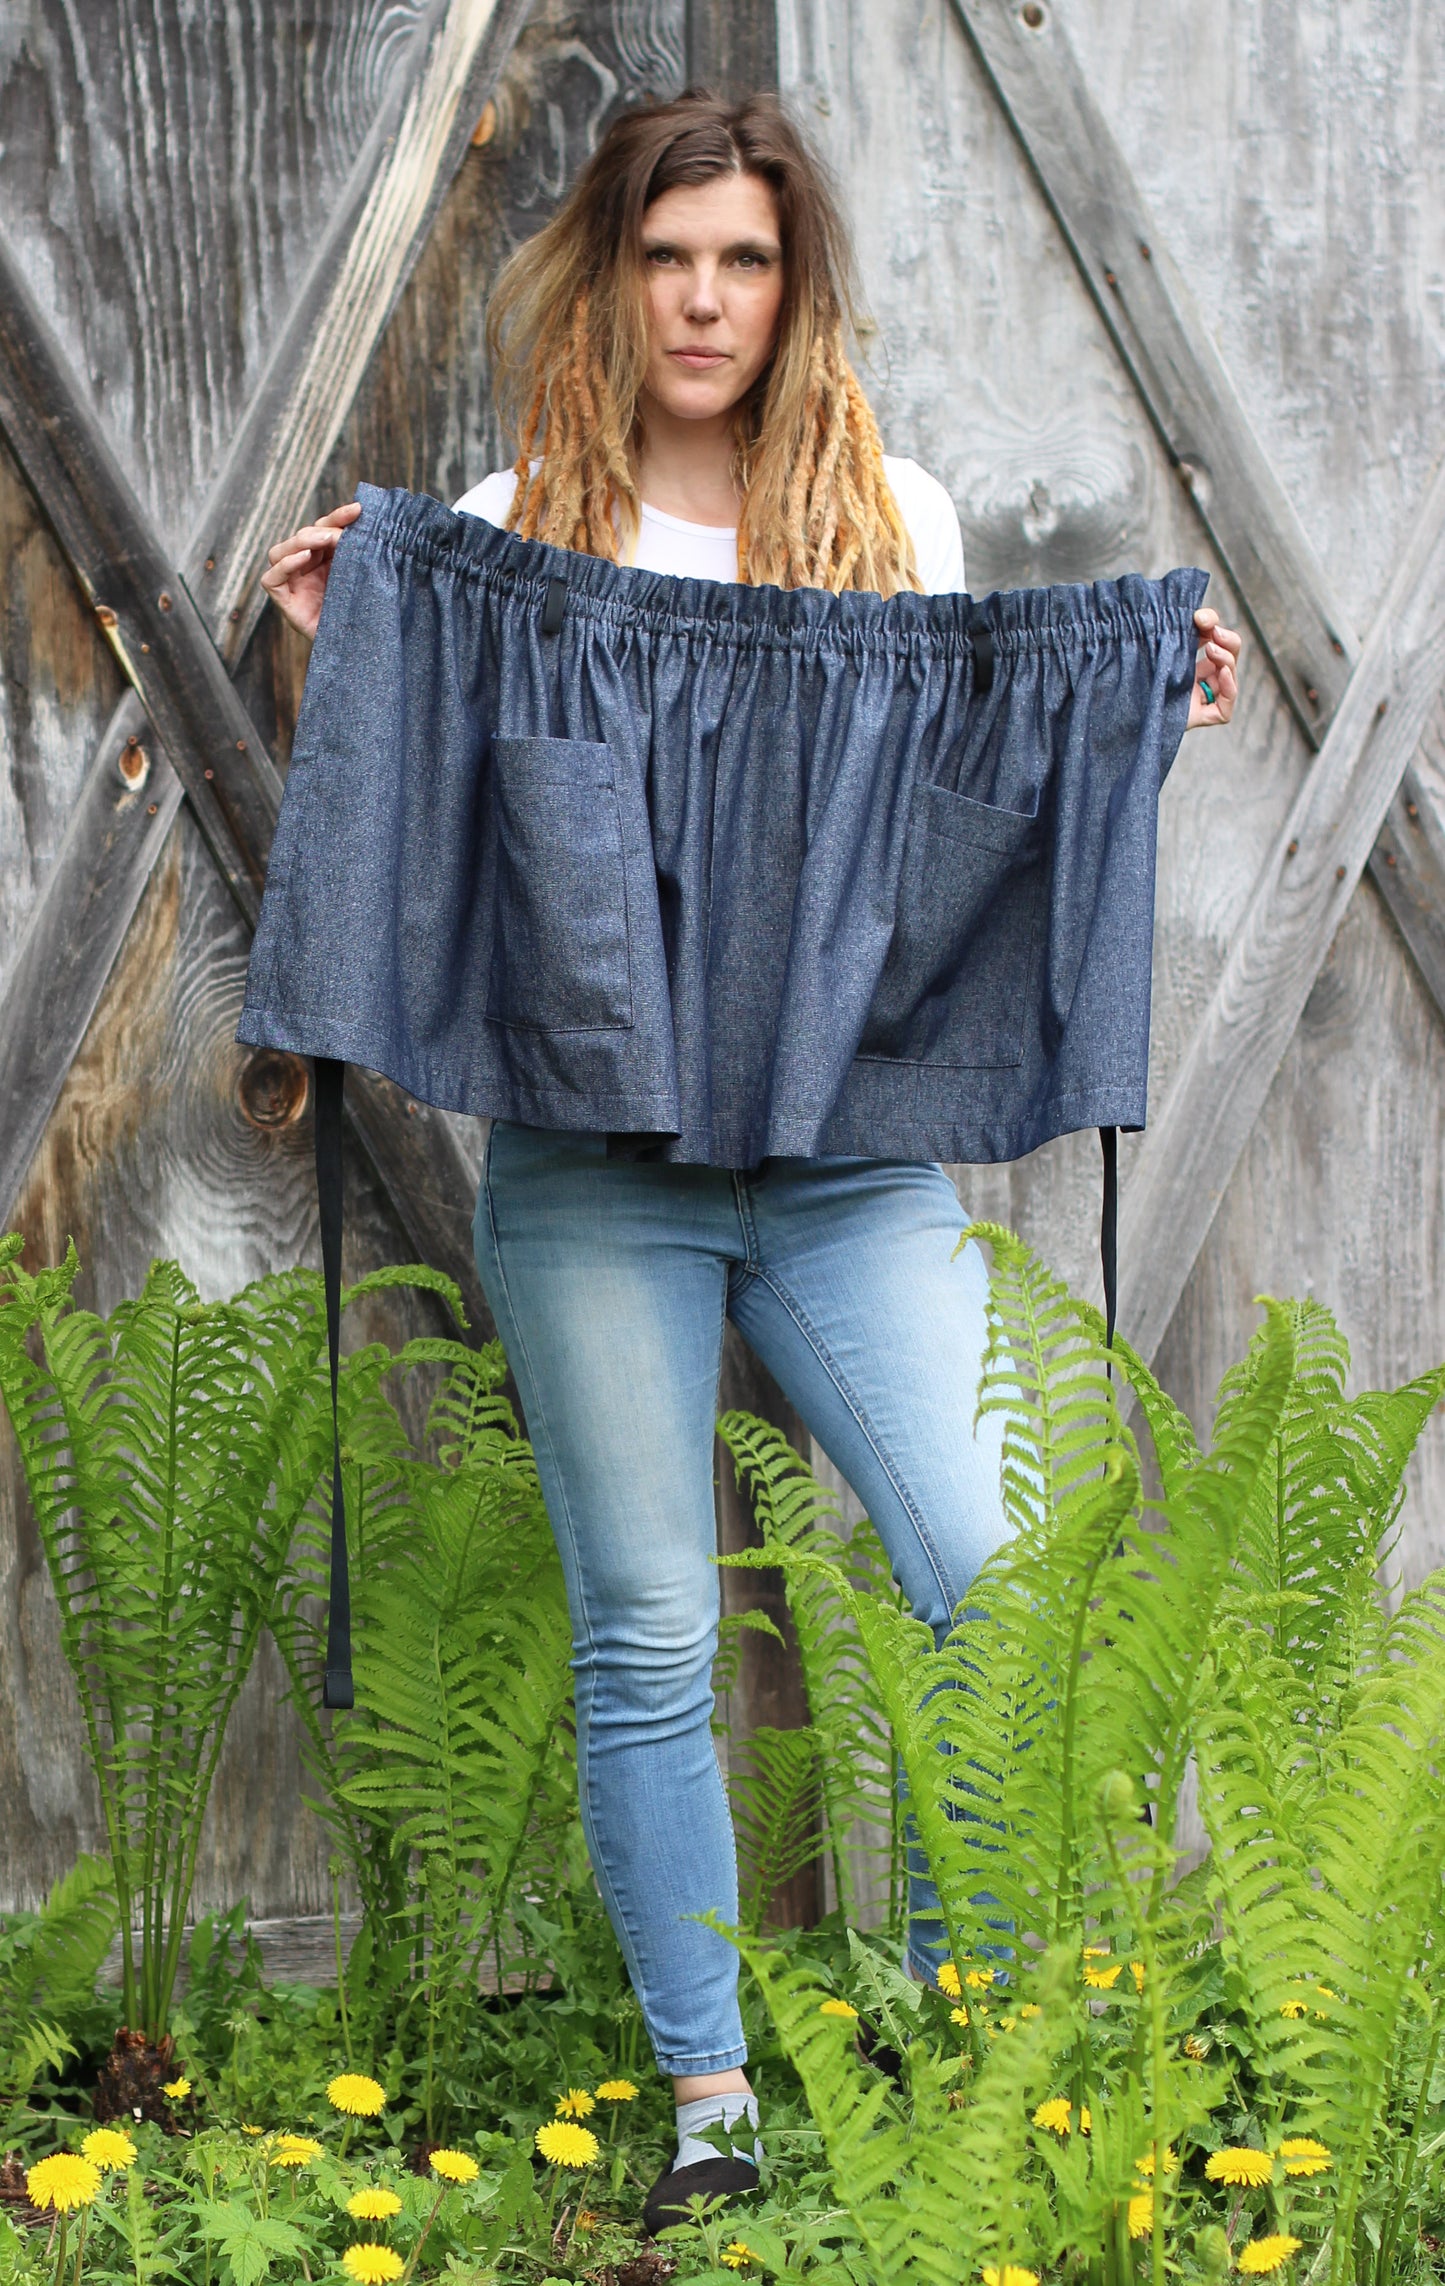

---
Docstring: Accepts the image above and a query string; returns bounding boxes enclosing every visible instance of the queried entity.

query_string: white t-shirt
[452,454,966,594]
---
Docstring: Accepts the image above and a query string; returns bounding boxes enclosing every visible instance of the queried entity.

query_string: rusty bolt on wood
[1139,241,1152,261]
[204,556,215,571]
[1377,697,1389,716]
[1336,865,1347,881]
[1407,802,1419,819]
[1021,2,1045,24]
[95,603,117,627]
[158,591,172,610]
[1306,687,1319,705]
[1286,840,1299,857]
[1385,852,1397,867]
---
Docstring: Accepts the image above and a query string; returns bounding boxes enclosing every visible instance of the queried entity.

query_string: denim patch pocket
[858,779,1044,1069]
[485,737,633,1031]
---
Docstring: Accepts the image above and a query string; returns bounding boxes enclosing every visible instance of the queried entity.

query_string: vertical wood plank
[686,0,778,99]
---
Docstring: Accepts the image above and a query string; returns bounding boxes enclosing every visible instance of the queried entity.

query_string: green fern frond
[728,1726,824,1934]
[964,1222,1133,1547]
[718,1412,899,1922]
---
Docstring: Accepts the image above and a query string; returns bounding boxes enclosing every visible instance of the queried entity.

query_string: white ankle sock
[673,2092,760,2171]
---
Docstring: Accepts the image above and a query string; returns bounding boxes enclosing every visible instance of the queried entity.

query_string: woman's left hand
[1187,607,1241,728]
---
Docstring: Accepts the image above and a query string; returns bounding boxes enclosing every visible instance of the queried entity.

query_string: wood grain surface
[1119,457,1445,1366]
[781,0,1445,1570]
[949,0,1355,743]
[0,0,689,1914]
[0,2,436,555]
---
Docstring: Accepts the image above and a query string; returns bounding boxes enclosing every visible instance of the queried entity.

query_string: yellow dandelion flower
[1238,2236,1302,2275]
[81,2129,137,2172]
[981,2267,1039,2286]
[819,1998,859,2018]
[554,2087,595,2120]
[936,1962,963,1999]
[271,2135,323,2167]
[1134,2147,1178,2178]
[25,2154,101,2213]
[328,2073,386,2116]
[951,2006,971,2029]
[535,2120,599,2168]
[1127,2194,1154,2240]
[241,2124,264,2135]
[576,2209,601,2232]
[1130,1961,1146,1994]
[721,2242,755,2269]
[1278,2138,1331,2179]
[1080,2106,1092,2134]
[1184,2033,1211,2059]
[1206,2147,1274,2188]
[1082,1952,1124,1990]
[965,1967,997,1990]
[1032,2098,1074,2136]
[1020,2004,1041,2019]
[596,2079,638,2101]
[342,2244,404,2284]
[348,2188,403,2220]
[1280,1998,1307,2020]
[428,2148,479,2184]
[161,2077,191,2099]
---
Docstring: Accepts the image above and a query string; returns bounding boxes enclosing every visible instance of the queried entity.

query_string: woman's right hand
[259,499,361,640]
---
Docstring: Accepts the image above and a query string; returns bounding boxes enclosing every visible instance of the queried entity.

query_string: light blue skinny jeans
[473,1119,1009,2075]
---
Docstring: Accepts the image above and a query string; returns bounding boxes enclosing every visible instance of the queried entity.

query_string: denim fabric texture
[472,1120,1010,2071]
[238,484,1207,1166]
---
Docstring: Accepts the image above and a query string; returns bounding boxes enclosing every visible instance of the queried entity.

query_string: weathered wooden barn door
[4,0,1443,1937]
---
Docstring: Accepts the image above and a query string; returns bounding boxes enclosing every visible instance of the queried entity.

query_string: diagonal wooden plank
[0,0,528,1290]
[0,699,185,1209]
[0,240,489,1323]
[949,0,1355,744]
[1368,759,1445,1018]
[1117,458,1445,1366]
[196,0,530,659]
[0,234,282,915]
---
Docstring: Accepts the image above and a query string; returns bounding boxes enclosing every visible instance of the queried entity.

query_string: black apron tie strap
[314,1056,354,1711]
[1099,1124,1118,1371]
[541,572,567,637]
[969,617,994,696]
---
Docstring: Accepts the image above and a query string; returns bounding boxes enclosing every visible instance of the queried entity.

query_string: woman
[261,90,1240,2231]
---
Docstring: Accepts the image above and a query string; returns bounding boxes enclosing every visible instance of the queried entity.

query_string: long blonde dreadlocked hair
[484,90,920,598]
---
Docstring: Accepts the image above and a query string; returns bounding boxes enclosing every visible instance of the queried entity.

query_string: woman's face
[638,171,784,423]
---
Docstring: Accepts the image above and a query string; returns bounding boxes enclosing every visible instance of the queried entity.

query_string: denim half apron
[236,483,1206,1704]
[240,484,1206,1165]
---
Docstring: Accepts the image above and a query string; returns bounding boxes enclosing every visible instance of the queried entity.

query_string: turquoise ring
[1199,679,1215,706]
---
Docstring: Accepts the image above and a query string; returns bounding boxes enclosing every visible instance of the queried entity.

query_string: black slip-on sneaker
[642,2154,760,2238]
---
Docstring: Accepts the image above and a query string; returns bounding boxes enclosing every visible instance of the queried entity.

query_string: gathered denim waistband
[363,482,1199,660]
[239,483,1207,1167]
